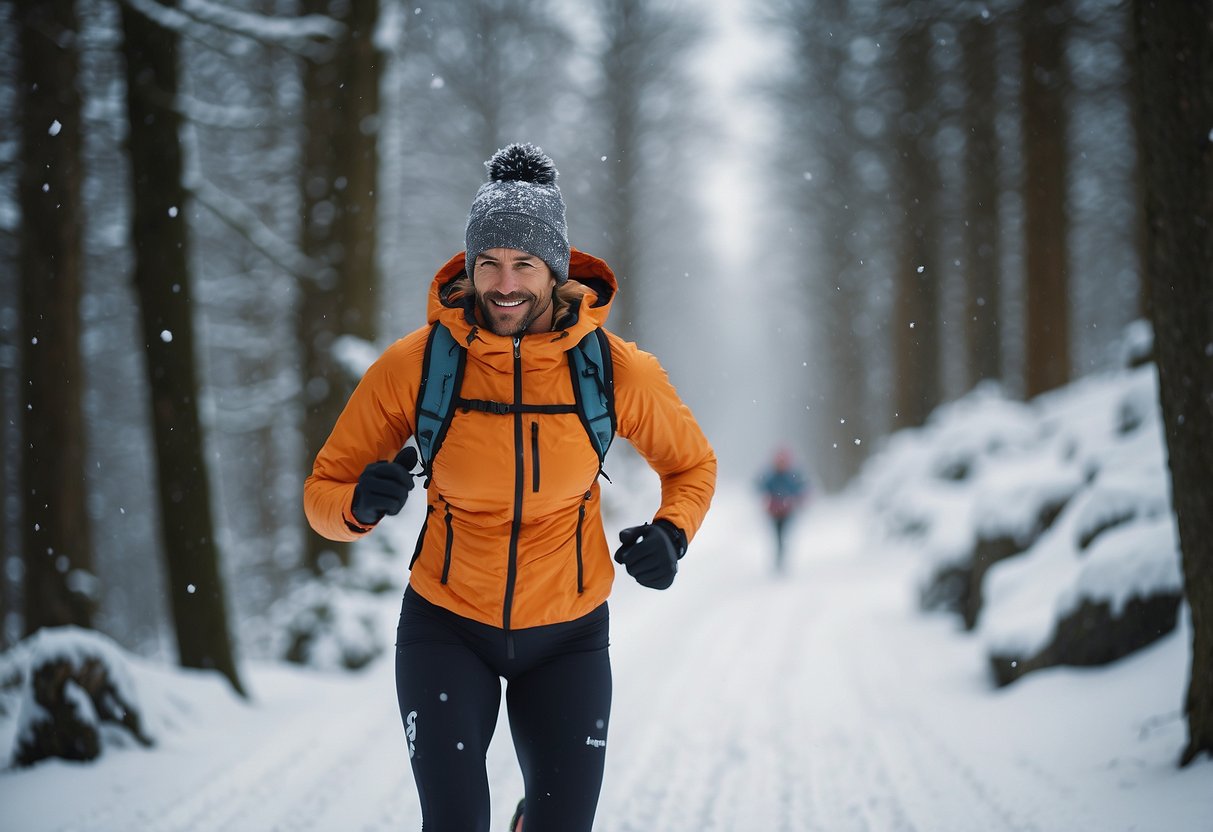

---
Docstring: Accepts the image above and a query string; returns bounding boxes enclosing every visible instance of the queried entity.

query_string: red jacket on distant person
[759,449,808,520]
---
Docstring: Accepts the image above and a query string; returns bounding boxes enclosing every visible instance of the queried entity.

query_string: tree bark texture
[892,17,942,428]
[1022,0,1072,398]
[800,0,869,488]
[1132,0,1213,767]
[596,0,646,340]
[297,0,381,573]
[961,10,1004,389]
[120,1,244,696]
[17,0,96,633]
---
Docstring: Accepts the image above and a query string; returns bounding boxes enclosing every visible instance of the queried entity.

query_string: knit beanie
[465,143,570,284]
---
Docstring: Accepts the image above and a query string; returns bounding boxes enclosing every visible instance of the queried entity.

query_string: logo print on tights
[406,710,418,758]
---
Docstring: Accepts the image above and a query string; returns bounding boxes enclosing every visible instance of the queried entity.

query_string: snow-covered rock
[3,627,153,767]
[851,331,1182,686]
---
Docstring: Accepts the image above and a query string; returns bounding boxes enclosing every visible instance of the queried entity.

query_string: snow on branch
[178,0,344,47]
[178,92,276,131]
[122,0,344,59]
[184,171,320,282]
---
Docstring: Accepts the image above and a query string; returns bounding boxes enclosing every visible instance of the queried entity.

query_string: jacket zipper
[504,336,524,658]
[531,421,540,492]
[441,498,454,584]
[576,490,589,594]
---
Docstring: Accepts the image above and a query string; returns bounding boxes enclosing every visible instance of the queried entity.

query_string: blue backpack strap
[569,328,615,464]
[415,322,465,478]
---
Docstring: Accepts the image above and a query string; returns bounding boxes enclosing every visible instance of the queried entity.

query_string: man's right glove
[613,519,687,590]
[351,446,418,526]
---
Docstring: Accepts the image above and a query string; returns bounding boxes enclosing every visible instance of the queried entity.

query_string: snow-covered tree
[1132,0,1213,767]
[118,0,243,696]
[959,3,1005,388]
[16,0,97,633]
[296,0,384,574]
[1020,0,1073,398]
[889,2,945,429]
[759,0,882,488]
[585,0,705,341]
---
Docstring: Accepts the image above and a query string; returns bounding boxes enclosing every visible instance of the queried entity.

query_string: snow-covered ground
[2,474,1209,832]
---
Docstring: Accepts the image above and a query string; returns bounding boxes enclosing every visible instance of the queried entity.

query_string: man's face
[472,248,557,336]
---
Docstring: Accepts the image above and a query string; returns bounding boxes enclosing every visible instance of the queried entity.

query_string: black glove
[351,447,418,525]
[613,519,687,590]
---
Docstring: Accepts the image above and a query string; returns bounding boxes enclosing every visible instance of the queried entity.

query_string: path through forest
[3,484,1207,832]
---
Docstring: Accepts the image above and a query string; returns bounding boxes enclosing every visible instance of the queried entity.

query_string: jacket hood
[426,248,617,350]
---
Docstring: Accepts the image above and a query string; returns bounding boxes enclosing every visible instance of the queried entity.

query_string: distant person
[304,143,716,832]
[757,448,809,573]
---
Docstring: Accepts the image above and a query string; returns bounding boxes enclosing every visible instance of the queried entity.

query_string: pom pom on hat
[466,143,570,284]
[486,143,558,185]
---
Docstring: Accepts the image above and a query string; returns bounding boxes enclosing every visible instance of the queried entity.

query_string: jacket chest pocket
[526,414,600,502]
[531,421,541,492]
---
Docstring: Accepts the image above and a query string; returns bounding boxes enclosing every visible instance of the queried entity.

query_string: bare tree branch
[184,169,320,281]
[177,92,274,130]
[121,0,343,60]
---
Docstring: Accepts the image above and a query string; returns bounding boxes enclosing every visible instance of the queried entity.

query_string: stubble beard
[477,290,552,337]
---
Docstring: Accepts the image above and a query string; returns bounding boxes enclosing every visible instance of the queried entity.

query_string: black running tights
[395,586,612,832]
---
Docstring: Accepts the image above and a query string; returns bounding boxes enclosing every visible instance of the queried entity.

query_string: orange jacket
[304,249,716,629]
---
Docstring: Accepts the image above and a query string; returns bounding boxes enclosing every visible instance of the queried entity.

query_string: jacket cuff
[654,518,687,559]
[343,510,374,535]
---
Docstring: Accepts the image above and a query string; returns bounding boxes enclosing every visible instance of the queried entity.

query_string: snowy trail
[599,493,1038,832]
[2,483,1209,831]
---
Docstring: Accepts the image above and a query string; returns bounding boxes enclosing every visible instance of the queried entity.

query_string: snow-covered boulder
[956,455,1086,629]
[3,627,153,767]
[981,498,1182,686]
[258,528,408,671]
[267,578,385,671]
[852,322,1182,686]
[853,382,1071,621]
[978,368,1182,685]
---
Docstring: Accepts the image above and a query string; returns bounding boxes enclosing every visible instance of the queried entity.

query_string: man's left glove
[351,447,418,526]
[614,519,687,590]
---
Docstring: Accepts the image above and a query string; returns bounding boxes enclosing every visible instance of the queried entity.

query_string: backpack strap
[415,323,465,480]
[569,328,615,464]
[417,323,615,476]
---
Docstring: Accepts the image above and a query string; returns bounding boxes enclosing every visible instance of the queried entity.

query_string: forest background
[1,0,1211,767]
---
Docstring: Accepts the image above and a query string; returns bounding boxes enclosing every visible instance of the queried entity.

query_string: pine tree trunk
[809,0,868,489]
[17,0,96,633]
[598,0,644,340]
[961,11,1004,389]
[298,0,382,574]
[334,0,380,344]
[119,1,244,696]
[892,18,942,428]
[1021,0,1072,398]
[1121,15,1151,323]
[1132,0,1213,768]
